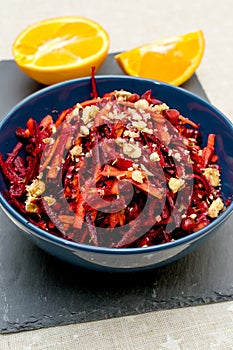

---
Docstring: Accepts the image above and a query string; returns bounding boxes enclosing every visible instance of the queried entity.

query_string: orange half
[115,30,205,86]
[13,16,110,85]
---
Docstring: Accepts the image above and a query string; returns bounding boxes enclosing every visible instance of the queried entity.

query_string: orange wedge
[12,16,110,85]
[115,30,205,86]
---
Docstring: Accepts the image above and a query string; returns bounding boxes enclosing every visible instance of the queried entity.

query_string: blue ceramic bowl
[0,76,233,272]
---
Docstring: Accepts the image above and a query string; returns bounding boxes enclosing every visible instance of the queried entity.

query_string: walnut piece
[26,179,45,197]
[168,177,185,193]
[123,143,142,158]
[132,170,144,183]
[208,198,224,218]
[203,167,220,187]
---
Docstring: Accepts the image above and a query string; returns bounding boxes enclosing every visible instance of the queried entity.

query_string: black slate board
[0,55,233,334]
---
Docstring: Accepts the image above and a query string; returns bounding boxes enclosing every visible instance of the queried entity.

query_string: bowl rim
[0,74,233,255]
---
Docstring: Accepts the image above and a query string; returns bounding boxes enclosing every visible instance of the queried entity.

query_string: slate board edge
[2,293,233,334]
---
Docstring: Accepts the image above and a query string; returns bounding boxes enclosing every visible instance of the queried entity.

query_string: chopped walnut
[155,215,162,222]
[80,125,90,136]
[189,213,197,219]
[70,105,82,118]
[203,167,220,187]
[81,105,99,124]
[51,125,57,134]
[208,198,224,218]
[132,120,147,131]
[43,137,55,145]
[143,127,153,134]
[123,143,142,159]
[150,152,160,162]
[129,108,142,121]
[151,103,169,113]
[25,178,45,213]
[70,145,83,160]
[115,90,132,101]
[123,130,140,138]
[26,179,45,197]
[132,170,144,183]
[25,197,38,213]
[168,177,185,193]
[134,99,149,110]
[44,196,56,206]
